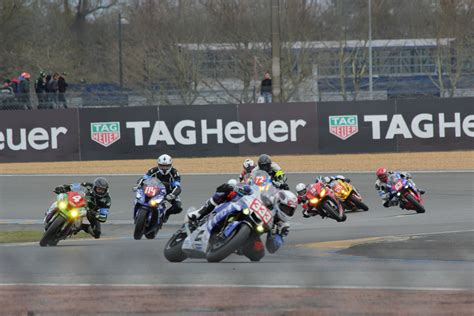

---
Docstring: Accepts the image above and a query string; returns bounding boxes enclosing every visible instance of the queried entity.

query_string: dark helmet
[93,177,109,197]
[257,154,272,173]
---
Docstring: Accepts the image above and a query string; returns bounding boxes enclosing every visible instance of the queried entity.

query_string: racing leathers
[45,182,111,238]
[375,171,421,207]
[137,166,182,220]
[188,182,252,221]
[250,162,289,190]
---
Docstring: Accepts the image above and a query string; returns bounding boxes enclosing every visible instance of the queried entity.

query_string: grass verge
[0,230,92,244]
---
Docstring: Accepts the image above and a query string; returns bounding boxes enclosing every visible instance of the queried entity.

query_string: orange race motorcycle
[327,179,369,212]
[303,182,347,222]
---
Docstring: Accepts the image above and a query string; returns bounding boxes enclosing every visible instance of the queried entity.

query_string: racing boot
[187,199,216,222]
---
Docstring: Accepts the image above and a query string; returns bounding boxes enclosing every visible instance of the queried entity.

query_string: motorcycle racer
[135,154,182,222]
[45,177,111,238]
[375,167,425,207]
[188,183,297,257]
[321,175,351,186]
[187,179,251,222]
[239,158,256,182]
[250,154,289,190]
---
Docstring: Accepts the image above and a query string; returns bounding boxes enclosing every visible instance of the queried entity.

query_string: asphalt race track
[0,172,473,314]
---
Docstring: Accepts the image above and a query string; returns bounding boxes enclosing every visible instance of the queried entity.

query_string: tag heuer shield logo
[329,115,358,140]
[91,122,121,147]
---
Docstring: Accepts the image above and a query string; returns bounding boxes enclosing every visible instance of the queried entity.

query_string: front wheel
[164,229,188,262]
[323,200,346,222]
[406,194,425,213]
[134,208,149,240]
[40,216,66,247]
[207,224,252,262]
[349,193,369,211]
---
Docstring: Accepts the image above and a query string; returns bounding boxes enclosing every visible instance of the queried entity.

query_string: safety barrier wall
[0,98,472,162]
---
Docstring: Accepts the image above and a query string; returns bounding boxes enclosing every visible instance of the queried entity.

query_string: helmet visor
[297,189,306,196]
[259,163,271,172]
[279,203,295,217]
[158,164,171,172]
[94,186,107,196]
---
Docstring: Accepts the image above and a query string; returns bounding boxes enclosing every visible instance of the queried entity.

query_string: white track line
[0,170,473,177]
[0,283,471,291]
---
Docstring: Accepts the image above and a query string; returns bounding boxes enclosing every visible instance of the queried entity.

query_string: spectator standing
[35,71,47,109]
[44,74,53,108]
[260,71,272,103]
[18,72,32,109]
[57,72,68,109]
[1,79,15,109]
[46,73,59,108]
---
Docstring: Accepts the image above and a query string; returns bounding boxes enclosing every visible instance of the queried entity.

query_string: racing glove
[96,208,109,222]
[166,193,176,201]
[54,186,66,194]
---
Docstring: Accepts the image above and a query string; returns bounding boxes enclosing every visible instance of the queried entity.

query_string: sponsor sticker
[329,115,358,140]
[90,122,121,147]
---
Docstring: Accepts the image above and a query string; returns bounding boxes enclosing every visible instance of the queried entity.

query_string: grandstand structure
[40,37,474,108]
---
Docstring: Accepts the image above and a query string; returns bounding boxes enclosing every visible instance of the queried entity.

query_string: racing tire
[323,201,346,222]
[206,224,252,263]
[164,229,188,262]
[40,216,66,247]
[406,194,425,214]
[349,194,369,211]
[145,231,156,239]
[134,208,148,240]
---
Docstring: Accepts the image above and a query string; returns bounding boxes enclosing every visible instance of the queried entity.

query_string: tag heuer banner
[0,98,472,162]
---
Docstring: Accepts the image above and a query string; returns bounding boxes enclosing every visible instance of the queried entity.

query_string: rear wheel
[40,216,66,247]
[323,200,346,222]
[164,229,188,262]
[349,193,369,211]
[406,194,425,213]
[134,208,149,240]
[206,224,252,262]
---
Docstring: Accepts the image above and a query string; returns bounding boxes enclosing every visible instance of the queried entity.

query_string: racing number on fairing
[144,186,158,196]
[333,183,343,192]
[394,180,403,191]
[249,199,272,225]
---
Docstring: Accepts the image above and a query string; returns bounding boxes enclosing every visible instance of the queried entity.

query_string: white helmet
[243,159,255,173]
[227,178,238,189]
[274,190,297,222]
[323,176,332,183]
[157,154,173,175]
[295,183,306,196]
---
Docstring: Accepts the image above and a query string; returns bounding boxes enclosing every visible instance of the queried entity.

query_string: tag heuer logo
[91,122,120,147]
[329,115,358,140]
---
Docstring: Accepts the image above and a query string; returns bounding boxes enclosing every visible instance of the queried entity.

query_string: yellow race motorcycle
[329,180,369,212]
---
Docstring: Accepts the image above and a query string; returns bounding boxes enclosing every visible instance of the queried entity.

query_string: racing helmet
[323,176,332,184]
[243,159,255,173]
[227,178,238,189]
[274,190,297,221]
[157,154,173,175]
[93,177,109,197]
[295,183,307,196]
[257,154,272,173]
[376,167,388,182]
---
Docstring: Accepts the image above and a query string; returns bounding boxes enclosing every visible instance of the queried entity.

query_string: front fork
[44,201,58,228]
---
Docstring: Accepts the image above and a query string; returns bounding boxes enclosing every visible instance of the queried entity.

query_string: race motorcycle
[303,182,347,222]
[164,172,276,263]
[133,177,168,240]
[386,173,425,213]
[328,179,369,212]
[40,184,89,247]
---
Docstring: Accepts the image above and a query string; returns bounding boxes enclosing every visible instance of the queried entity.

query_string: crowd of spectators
[1,71,68,110]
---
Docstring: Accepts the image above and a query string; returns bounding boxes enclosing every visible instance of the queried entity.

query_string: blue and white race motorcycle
[133,177,167,240]
[164,172,276,263]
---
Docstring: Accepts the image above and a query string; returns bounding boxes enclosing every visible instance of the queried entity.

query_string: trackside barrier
[0,98,472,162]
